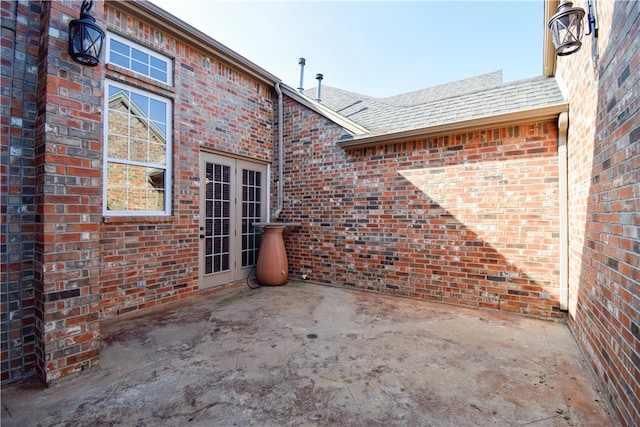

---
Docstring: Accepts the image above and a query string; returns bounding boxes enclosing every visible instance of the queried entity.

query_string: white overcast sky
[150,1,545,98]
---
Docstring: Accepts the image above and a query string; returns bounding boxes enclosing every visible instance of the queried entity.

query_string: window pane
[130,93,149,116]
[108,85,127,100]
[205,254,212,274]
[110,39,129,56]
[150,122,167,143]
[110,52,129,68]
[107,134,128,159]
[105,82,170,214]
[107,109,128,136]
[131,48,148,63]
[206,199,212,217]
[206,179,213,200]
[107,35,171,84]
[131,59,149,75]
[150,56,166,72]
[149,99,166,123]
[150,68,167,83]
[148,142,166,165]
[106,163,128,211]
[130,138,147,163]
[221,251,230,271]
[130,116,150,144]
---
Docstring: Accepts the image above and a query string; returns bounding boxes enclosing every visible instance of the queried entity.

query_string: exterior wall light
[68,0,105,66]
[548,0,598,56]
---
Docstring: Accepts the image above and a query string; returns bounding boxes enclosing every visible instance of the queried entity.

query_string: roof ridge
[305,70,505,104]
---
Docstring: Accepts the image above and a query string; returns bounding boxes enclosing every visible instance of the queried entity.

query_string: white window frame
[106,33,173,86]
[103,80,172,216]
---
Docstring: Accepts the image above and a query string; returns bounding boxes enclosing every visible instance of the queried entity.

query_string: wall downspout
[558,111,569,311]
[273,82,283,219]
[265,164,271,223]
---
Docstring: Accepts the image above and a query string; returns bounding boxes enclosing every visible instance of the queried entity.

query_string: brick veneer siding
[1,0,277,383]
[1,0,40,382]
[29,0,105,383]
[280,97,563,318]
[97,3,275,318]
[555,1,640,425]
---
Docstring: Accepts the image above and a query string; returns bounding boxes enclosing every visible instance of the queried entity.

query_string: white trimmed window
[107,33,172,85]
[104,81,172,216]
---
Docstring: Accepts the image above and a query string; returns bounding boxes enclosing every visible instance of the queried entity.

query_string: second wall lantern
[548,0,598,56]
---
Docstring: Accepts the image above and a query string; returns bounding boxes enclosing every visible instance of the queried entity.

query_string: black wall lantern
[68,0,105,66]
[548,0,598,56]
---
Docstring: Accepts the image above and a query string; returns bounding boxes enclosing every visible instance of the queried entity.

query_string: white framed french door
[199,152,267,289]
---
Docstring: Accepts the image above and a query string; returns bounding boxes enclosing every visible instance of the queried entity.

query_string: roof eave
[109,0,281,86]
[337,103,569,149]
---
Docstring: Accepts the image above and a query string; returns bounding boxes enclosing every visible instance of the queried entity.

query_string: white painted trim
[103,80,173,217]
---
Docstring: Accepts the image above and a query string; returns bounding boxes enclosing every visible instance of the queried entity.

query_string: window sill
[102,215,173,225]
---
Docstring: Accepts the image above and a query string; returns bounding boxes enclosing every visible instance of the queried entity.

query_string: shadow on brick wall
[283,125,563,318]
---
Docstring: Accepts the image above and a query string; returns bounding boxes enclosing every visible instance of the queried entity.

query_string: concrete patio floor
[2,282,614,426]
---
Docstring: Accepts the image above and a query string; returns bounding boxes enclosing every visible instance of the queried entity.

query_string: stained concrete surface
[2,282,614,426]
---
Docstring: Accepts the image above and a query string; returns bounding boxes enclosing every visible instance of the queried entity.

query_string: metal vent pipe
[315,73,323,101]
[297,58,305,93]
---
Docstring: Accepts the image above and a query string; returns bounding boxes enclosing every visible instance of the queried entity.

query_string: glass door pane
[204,161,231,275]
[241,168,262,267]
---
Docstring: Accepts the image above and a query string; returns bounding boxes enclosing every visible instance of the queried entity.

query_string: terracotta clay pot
[256,225,288,286]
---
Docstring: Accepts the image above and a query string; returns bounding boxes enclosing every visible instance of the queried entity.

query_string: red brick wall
[32,0,105,383]
[555,1,640,425]
[97,3,275,318]
[280,97,563,318]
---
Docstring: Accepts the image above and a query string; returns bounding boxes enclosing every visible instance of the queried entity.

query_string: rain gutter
[338,103,569,149]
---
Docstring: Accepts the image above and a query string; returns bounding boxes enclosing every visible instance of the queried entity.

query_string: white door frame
[199,152,267,289]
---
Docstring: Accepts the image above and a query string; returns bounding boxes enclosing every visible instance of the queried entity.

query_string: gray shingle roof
[382,70,504,107]
[304,71,566,136]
